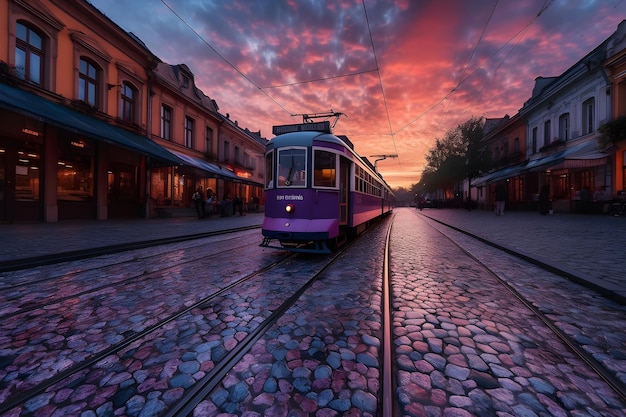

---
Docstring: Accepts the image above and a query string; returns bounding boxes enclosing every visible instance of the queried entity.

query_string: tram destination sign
[272,121,331,135]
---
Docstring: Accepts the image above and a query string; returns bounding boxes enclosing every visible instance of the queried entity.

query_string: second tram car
[261,121,394,253]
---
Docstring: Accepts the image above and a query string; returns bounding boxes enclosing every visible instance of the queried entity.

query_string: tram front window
[277,148,306,187]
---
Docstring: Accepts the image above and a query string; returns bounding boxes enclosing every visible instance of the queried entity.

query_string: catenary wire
[159,0,292,115]
[394,0,555,135]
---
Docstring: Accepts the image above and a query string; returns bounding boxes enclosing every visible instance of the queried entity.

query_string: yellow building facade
[0,0,264,222]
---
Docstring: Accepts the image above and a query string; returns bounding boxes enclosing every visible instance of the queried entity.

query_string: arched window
[15,21,44,85]
[582,97,595,135]
[78,57,100,107]
[558,113,569,141]
[120,82,137,123]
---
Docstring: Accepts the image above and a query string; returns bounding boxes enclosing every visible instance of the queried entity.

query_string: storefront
[0,82,181,222]
[0,116,44,222]
[152,149,263,215]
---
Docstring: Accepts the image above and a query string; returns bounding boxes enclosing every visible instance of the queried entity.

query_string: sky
[88,0,626,189]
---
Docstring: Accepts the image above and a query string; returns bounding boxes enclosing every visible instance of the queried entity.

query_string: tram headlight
[285,203,295,214]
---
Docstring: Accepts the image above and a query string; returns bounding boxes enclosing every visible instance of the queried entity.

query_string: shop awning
[486,164,527,184]
[523,150,567,172]
[0,82,182,165]
[472,172,499,187]
[557,140,611,169]
[168,149,263,186]
[472,163,527,187]
[523,140,611,172]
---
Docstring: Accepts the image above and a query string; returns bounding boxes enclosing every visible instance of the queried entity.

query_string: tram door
[339,158,350,225]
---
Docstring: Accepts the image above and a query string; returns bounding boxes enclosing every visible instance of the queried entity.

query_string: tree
[599,115,626,148]
[418,116,491,204]
[459,117,490,208]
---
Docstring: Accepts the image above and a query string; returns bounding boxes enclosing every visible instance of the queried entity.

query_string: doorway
[108,163,138,218]
[339,158,350,225]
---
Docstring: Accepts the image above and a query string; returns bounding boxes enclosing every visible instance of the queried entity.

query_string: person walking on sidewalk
[539,184,550,215]
[495,183,507,216]
[192,186,206,219]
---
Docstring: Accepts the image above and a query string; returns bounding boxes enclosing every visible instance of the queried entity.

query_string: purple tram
[261,122,394,253]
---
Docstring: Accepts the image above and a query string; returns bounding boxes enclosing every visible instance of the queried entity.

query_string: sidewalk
[1,208,624,303]
[0,212,265,263]
[417,207,626,303]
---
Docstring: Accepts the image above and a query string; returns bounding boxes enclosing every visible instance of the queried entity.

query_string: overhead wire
[394,0,555,135]
[261,68,379,89]
[361,0,402,180]
[159,0,292,115]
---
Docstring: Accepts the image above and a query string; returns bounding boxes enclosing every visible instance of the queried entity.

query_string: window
[161,105,172,140]
[205,127,213,154]
[265,152,274,188]
[223,141,230,162]
[184,116,194,148]
[514,137,520,154]
[582,98,594,135]
[532,127,537,153]
[559,113,569,140]
[78,57,99,107]
[15,22,43,85]
[120,82,137,123]
[277,148,306,187]
[15,144,41,201]
[314,150,337,188]
[57,138,94,202]
[235,146,240,165]
[543,120,551,146]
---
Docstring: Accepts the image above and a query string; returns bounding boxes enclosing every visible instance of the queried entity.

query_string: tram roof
[266,131,347,149]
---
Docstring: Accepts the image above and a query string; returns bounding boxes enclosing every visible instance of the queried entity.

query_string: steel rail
[382,213,396,416]
[164,245,350,417]
[418,212,626,405]
[0,225,261,272]
[0,251,292,415]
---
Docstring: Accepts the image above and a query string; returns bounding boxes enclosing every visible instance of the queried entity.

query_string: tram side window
[278,148,306,187]
[265,152,274,189]
[313,150,336,188]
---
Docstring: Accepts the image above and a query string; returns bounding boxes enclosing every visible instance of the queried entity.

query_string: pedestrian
[192,185,205,219]
[495,183,507,216]
[220,193,233,217]
[539,184,550,215]
[238,196,246,216]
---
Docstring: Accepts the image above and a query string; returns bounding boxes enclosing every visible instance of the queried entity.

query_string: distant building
[470,20,624,214]
[604,20,626,195]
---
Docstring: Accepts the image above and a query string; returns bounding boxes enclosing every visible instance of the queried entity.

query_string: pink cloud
[89,0,626,189]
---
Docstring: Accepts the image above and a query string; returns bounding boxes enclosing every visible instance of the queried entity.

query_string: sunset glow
[89,0,626,189]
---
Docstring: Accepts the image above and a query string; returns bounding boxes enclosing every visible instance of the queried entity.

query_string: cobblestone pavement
[0,212,266,263]
[391,208,626,416]
[2,208,625,416]
[191,216,390,416]
[417,208,626,302]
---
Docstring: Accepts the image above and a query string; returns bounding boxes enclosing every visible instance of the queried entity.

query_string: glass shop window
[57,138,94,202]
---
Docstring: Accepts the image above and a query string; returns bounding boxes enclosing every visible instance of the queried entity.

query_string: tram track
[415,210,626,405]
[1,218,396,416]
[0,225,261,273]
[0,246,297,415]
[163,217,392,416]
[1,218,393,417]
[0,238,261,319]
